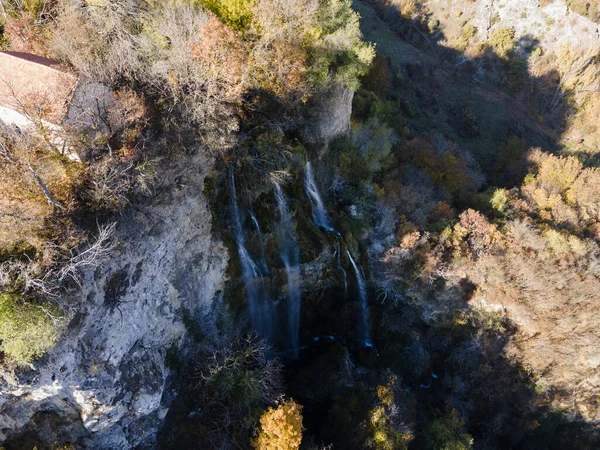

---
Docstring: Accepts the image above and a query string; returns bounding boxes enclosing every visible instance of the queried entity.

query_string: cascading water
[336,240,348,297]
[305,160,347,295]
[347,250,372,347]
[274,182,301,358]
[304,161,337,234]
[250,212,269,275]
[229,166,273,340]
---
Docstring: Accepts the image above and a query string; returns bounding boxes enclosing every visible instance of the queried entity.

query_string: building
[0,51,78,131]
[0,51,114,157]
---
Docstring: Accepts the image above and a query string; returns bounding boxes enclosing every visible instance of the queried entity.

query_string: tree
[253,399,304,450]
[200,0,255,31]
[0,292,63,365]
[423,410,473,450]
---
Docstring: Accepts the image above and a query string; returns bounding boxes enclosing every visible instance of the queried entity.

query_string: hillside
[1,0,600,449]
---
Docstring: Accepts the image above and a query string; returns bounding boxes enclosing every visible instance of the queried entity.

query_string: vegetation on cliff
[1,0,600,448]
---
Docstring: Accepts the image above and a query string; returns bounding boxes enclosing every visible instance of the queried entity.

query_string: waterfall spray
[250,212,269,275]
[304,161,338,234]
[305,160,349,297]
[347,250,372,346]
[229,166,273,340]
[274,182,302,358]
[337,240,348,297]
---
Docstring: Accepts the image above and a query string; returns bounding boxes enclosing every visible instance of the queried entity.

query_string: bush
[253,399,304,450]
[427,18,440,33]
[423,410,473,450]
[0,293,63,364]
[490,188,509,213]
[521,151,600,233]
[200,0,254,32]
[351,118,397,172]
[489,27,516,56]
[461,24,476,41]
[367,380,413,450]
[252,0,374,95]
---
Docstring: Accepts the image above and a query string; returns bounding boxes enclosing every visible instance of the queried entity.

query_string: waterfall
[250,212,269,274]
[229,166,273,340]
[274,182,301,358]
[304,161,337,234]
[305,161,349,296]
[336,240,348,297]
[347,251,372,346]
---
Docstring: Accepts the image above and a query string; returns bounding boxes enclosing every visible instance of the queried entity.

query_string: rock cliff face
[0,152,228,449]
[303,84,354,143]
[428,0,600,51]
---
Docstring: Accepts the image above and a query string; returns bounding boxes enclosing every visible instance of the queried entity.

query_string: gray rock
[0,151,228,449]
[303,83,354,144]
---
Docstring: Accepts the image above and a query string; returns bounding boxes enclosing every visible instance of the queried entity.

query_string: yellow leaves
[400,231,421,249]
[490,188,509,213]
[376,384,395,407]
[355,40,376,65]
[253,399,303,450]
[537,153,582,193]
[566,167,600,215]
[389,0,417,19]
[454,316,469,326]
[167,71,179,89]
[529,186,558,210]
[541,228,587,256]
[200,0,255,32]
[370,405,386,426]
[368,379,412,450]
[567,235,587,256]
[522,151,600,232]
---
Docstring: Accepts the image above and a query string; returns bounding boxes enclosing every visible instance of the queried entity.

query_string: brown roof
[0,51,78,125]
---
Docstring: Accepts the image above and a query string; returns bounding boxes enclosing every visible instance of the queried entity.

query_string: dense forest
[1,0,600,449]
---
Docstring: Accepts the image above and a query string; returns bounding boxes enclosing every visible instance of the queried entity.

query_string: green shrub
[489,27,516,56]
[351,118,397,172]
[427,18,440,33]
[490,188,509,213]
[199,0,255,32]
[461,24,476,41]
[423,410,473,450]
[0,293,63,365]
[22,0,49,15]
[308,0,375,90]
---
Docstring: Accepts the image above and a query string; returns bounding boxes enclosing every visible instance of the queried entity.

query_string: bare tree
[51,0,144,83]
[0,139,64,209]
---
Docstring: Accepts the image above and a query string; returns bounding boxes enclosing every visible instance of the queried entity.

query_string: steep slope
[0,151,228,448]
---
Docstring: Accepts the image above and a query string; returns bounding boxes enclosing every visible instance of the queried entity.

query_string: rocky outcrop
[303,84,354,144]
[427,0,600,52]
[0,151,228,449]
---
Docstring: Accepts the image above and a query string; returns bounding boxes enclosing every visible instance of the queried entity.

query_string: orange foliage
[403,137,479,196]
[452,209,501,257]
[253,399,303,450]
[192,15,247,98]
[108,89,148,157]
[248,38,309,101]
[4,14,51,57]
[521,150,600,233]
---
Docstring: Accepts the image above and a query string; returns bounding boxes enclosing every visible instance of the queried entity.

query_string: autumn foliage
[253,399,304,450]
